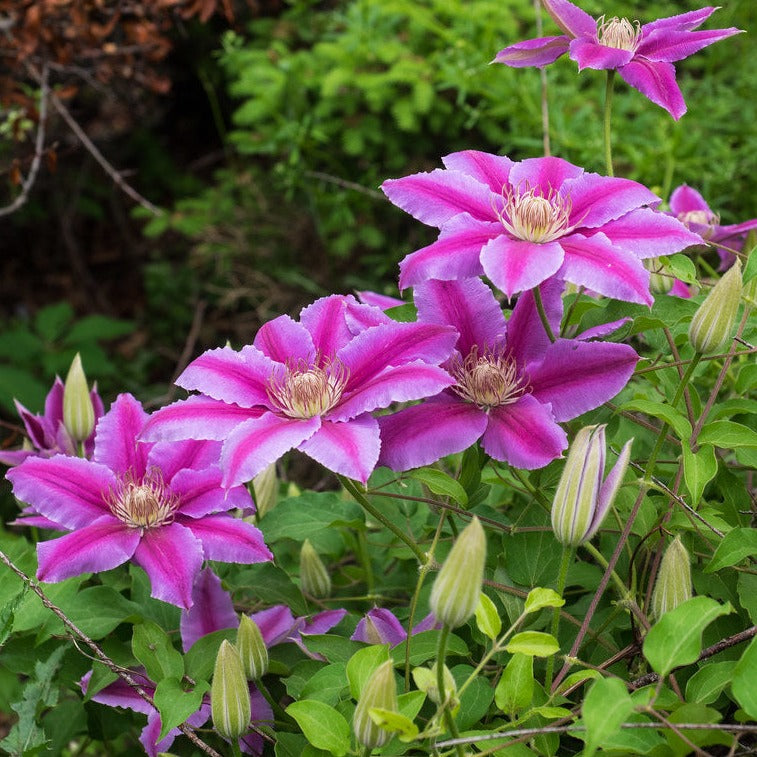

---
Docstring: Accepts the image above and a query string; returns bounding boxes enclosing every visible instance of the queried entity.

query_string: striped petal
[180,514,272,564]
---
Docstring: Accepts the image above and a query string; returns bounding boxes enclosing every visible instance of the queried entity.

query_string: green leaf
[620,399,692,441]
[524,587,565,614]
[154,677,208,740]
[494,652,533,715]
[408,468,468,506]
[554,669,602,695]
[474,592,501,641]
[397,690,426,721]
[285,700,351,756]
[300,663,348,706]
[582,677,634,757]
[235,563,308,616]
[63,315,134,345]
[731,636,757,719]
[505,631,559,657]
[35,302,74,342]
[368,707,418,742]
[698,420,757,449]
[390,630,467,666]
[665,703,729,757]
[62,586,139,639]
[346,645,390,701]
[686,661,736,704]
[743,242,757,284]
[132,621,184,683]
[705,528,757,572]
[184,628,236,682]
[504,530,561,588]
[666,254,698,285]
[643,597,731,676]
[682,444,718,505]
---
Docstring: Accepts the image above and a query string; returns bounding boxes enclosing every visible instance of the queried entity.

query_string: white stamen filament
[267,357,349,419]
[107,469,179,530]
[495,183,574,244]
[451,346,527,409]
[596,15,642,51]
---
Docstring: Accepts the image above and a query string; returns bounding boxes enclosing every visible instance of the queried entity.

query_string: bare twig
[304,170,385,200]
[0,64,49,217]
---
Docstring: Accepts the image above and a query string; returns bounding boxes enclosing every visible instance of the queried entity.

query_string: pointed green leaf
[408,468,468,506]
[132,621,184,683]
[346,645,389,701]
[368,708,418,742]
[285,700,350,757]
[475,592,501,641]
[698,420,757,449]
[524,587,565,614]
[505,631,559,657]
[494,653,533,715]
[732,636,757,719]
[582,677,634,757]
[154,677,208,740]
[682,444,718,506]
[705,528,757,572]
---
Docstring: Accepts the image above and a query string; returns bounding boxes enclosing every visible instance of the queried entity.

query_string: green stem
[338,476,426,565]
[356,528,375,597]
[437,625,465,757]
[604,70,616,177]
[545,547,573,691]
[360,746,372,757]
[581,542,628,598]
[230,739,243,757]
[532,287,556,343]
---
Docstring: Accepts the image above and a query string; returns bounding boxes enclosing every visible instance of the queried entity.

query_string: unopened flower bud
[63,353,96,442]
[252,462,277,518]
[412,663,458,707]
[644,258,674,295]
[236,615,268,680]
[651,536,692,621]
[211,640,251,741]
[552,425,632,547]
[688,258,742,355]
[353,660,398,749]
[300,539,331,598]
[430,516,486,628]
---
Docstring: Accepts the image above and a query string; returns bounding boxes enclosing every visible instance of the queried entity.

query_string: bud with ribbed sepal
[63,353,96,443]
[353,660,398,749]
[236,615,268,680]
[689,258,743,355]
[300,539,331,598]
[651,536,693,621]
[211,640,251,741]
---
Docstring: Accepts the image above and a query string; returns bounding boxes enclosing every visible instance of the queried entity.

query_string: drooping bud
[353,660,398,749]
[644,258,675,295]
[430,516,486,628]
[651,536,693,621]
[300,539,331,598]
[211,640,251,741]
[252,462,278,518]
[551,425,632,547]
[236,615,269,680]
[688,258,743,355]
[63,353,96,442]
[412,663,458,708]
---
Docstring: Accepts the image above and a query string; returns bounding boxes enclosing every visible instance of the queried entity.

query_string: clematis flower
[382,151,700,303]
[351,608,440,647]
[142,294,457,486]
[669,184,757,270]
[494,0,741,120]
[378,277,638,471]
[7,394,272,609]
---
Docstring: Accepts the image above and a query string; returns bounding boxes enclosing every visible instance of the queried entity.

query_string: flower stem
[545,547,573,691]
[436,625,465,757]
[604,70,616,177]
[338,476,426,565]
[532,287,556,343]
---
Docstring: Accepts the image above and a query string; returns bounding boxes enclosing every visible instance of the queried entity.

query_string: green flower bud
[412,663,458,707]
[252,462,278,518]
[300,539,331,598]
[63,353,95,442]
[551,425,632,547]
[236,615,268,680]
[688,258,743,355]
[353,660,398,749]
[644,257,674,295]
[651,536,692,621]
[211,640,251,741]
[430,516,486,628]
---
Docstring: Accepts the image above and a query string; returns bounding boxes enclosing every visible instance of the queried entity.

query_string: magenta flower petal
[378,396,488,471]
[169,467,250,518]
[415,278,508,357]
[505,279,564,366]
[493,35,570,68]
[569,38,634,70]
[180,513,272,564]
[566,173,659,229]
[146,439,223,481]
[300,609,348,636]
[142,396,265,443]
[93,393,149,476]
[7,456,115,530]
[639,27,742,63]
[642,7,718,34]
[181,567,239,651]
[618,59,686,120]
[558,232,653,305]
[352,608,407,646]
[251,605,297,646]
[81,669,155,715]
[441,151,515,194]
[542,0,596,37]
[299,416,380,483]
[576,318,632,340]
[356,291,404,311]
[299,295,381,357]
[481,236,564,299]
[253,314,315,365]
[528,340,638,422]
[398,216,493,289]
[508,156,583,195]
[37,516,140,582]
[600,208,702,258]
[381,169,494,226]
[482,396,568,469]
[221,413,321,488]
[176,346,274,408]
[133,523,205,609]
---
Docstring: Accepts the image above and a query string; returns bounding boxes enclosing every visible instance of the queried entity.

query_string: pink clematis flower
[351,608,440,647]
[7,394,272,609]
[382,151,700,303]
[669,184,757,270]
[378,277,638,471]
[494,0,741,120]
[142,294,457,486]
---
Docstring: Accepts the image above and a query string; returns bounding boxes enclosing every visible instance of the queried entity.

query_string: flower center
[451,346,527,409]
[267,357,349,419]
[107,469,179,530]
[596,15,642,51]
[496,184,573,243]
[678,209,719,239]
